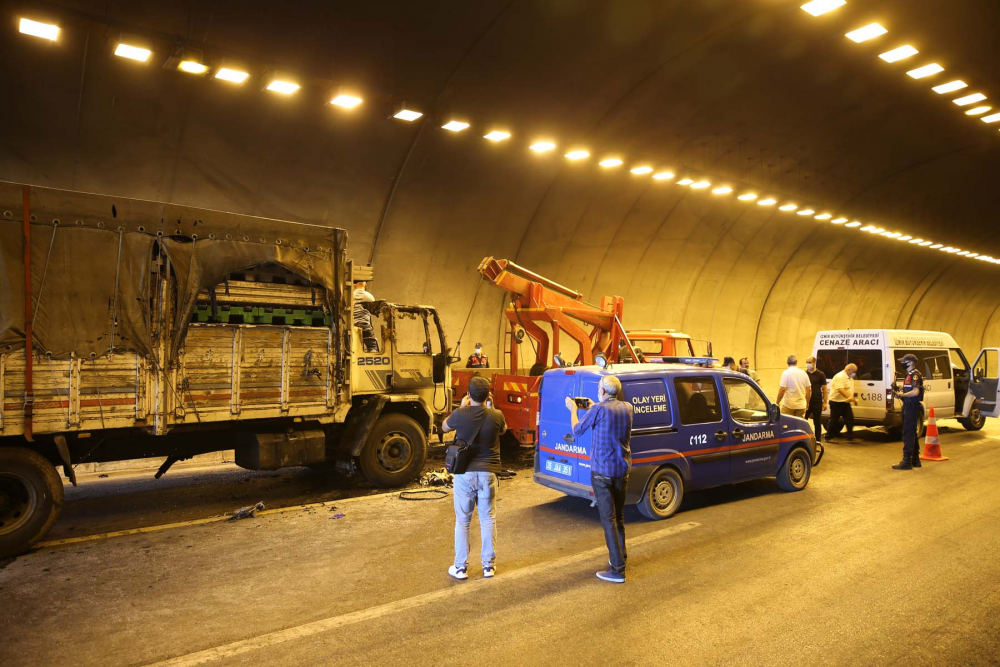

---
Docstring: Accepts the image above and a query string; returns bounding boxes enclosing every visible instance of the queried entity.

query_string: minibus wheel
[638,467,683,520]
[959,407,985,431]
[777,447,811,492]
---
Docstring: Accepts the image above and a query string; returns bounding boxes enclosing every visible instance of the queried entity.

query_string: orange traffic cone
[920,406,948,462]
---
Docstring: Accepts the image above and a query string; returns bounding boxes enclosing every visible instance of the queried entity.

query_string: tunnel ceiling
[2,0,1000,380]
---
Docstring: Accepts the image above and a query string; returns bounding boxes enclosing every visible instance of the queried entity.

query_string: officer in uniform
[892,353,924,470]
[466,343,490,369]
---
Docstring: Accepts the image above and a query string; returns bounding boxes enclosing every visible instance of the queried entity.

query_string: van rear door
[970,349,1000,418]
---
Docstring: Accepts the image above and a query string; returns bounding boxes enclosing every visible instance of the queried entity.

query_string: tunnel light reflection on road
[800,0,845,17]
[846,23,887,43]
[879,45,918,63]
[20,18,59,41]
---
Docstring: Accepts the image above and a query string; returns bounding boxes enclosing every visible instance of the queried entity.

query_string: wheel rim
[0,472,37,537]
[375,431,413,473]
[651,477,676,512]
[972,408,984,427]
[789,454,807,486]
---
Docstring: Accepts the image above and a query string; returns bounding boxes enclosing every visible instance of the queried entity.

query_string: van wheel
[0,447,64,557]
[638,468,683,520]
[358,414,427,488]
[777,448,811,492]
[959,407,986,431]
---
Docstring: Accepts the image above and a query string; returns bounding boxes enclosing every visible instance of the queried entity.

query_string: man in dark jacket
[566,375,633,583]
[441,376,507,580]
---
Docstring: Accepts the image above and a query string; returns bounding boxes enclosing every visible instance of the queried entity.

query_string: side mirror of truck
[768,404,780,423]
[433,352,448,384]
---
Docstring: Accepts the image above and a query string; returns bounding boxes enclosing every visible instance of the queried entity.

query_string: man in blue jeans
[566,375,633,583]
[441,376,507,580]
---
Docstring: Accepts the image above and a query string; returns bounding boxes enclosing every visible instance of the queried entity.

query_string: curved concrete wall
[2,1,998,394]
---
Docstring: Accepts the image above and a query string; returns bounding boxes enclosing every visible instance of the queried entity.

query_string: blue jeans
[453,471,498,569]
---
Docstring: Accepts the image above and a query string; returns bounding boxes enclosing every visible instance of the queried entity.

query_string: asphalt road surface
[1,421,998,666]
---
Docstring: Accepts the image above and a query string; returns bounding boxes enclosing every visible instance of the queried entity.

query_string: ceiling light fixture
[898,235,912,241]
[393,108,423,121]
[909,238,923,244]
[266,80,299,95]
[530,141,556,153]
[921,241,935,247]
[599,158,623,167]
[757,198,776,206]
[967,253,980,258]
[907,63,944,79]
[846,23,887,43]
[483,131,511,141]
[980,113,1000,124]
[861,225,877,232]
[690,181,711,189]
[653,171,675,181]
[331,94,363,108]
[966,106,992,116]
[846,221,863,228]
[958,251,970,256]
[815,213,832,220]
[678,178,695,186]
[933,80,968,94]
[216,67,249,83]
[929,244,943,249]
[879,45,918,63]
[712,186,733,195]
[19,17,59,41]
[801,0,846,17]
[738,193,758,201]
[564,150,590,160]
[178,60,209,75]
[797,209,816,216]
[115,43,152,62]
[779,204,798,211]
[832,217,849,224]
[953,93,987,106]
[441,120,470,132]
[630,166,653,175]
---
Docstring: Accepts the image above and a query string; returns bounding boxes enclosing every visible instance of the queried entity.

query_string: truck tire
[776,447,811,492]
[358,414,427,488]
[638,467,683,521]
[0,447,64,557]
[959,406,986,431]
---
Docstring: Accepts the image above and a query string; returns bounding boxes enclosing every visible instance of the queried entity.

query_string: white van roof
[814,329,959,349]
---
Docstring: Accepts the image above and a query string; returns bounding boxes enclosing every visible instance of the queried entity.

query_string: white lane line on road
[146,521,700,667]
[35,489,406,549]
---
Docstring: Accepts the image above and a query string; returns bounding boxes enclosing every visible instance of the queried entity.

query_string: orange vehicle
[452,258,704,446]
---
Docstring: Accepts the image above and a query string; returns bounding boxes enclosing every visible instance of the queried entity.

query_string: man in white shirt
[775,355,811,418]
[827,363,858,442]
[353,281,378,352]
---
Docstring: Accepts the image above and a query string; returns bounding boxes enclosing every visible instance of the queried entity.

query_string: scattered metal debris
[419,469,453,487]
[228,501,265,521]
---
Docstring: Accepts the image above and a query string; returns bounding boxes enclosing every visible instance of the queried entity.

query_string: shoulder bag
[445,410,489,475]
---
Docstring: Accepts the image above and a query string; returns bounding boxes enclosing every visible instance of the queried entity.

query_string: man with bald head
[827,363,858,442]
[566,375,633,584]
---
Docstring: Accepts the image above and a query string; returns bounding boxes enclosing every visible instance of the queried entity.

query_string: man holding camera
[441,376,506,579]
[892,354,924,470]
[565,376,633,583]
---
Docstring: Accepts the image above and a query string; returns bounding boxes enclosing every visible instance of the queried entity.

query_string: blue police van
[533,362,820,520]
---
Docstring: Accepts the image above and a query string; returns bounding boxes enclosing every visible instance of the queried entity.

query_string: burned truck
[0,182,453,555]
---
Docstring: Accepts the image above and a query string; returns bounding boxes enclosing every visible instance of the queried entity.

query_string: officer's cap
[901,353,918,364]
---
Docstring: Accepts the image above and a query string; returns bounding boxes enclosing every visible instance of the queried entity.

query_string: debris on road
[498,469,518,480]
[228,501,265,521]
[329,513,346,520]
[419,469,453,487]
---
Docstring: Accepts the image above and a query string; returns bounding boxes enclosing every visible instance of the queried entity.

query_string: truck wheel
[358,414,427,488]
[959,407,986,431]
[777,447,811,492]
[0,447,64,557]
[638,467,683,521]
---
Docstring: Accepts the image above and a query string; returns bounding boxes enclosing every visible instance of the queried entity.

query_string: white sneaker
[483,566,496,578]
[448,565,468,580]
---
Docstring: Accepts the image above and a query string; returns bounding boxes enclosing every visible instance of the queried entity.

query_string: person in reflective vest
[467,343,490,368]
[892,354,924,470]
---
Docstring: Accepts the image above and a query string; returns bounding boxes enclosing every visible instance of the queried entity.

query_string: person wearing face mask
[892,354,924,470]
[827,363,858,442]
[466,343,490,369]
[739,357,761,383]
[804,356,828,440]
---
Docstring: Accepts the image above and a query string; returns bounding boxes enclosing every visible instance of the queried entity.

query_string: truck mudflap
[342,395,390,457]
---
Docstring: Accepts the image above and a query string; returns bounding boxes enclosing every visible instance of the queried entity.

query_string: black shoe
[911,458,922,468]
[892,461,913,470]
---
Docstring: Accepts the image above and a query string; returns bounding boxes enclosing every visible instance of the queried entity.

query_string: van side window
[817,349,846,379]
[723,378,769,424]
[848,350,882,381]
[895,350,951,380]
[622,380,671,427]
[674,377,722,425]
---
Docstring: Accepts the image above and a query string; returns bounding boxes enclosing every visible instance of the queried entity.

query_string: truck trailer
[0,182,453,556]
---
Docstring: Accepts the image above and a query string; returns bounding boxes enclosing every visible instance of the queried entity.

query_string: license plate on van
[545,460,573,477]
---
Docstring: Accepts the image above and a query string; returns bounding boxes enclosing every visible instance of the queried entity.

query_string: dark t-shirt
[446,405,506,474]
[807,369,827,403]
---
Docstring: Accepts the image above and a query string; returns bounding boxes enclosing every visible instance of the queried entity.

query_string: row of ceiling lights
[16,15,1000,266]
[801,0,1000,128]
